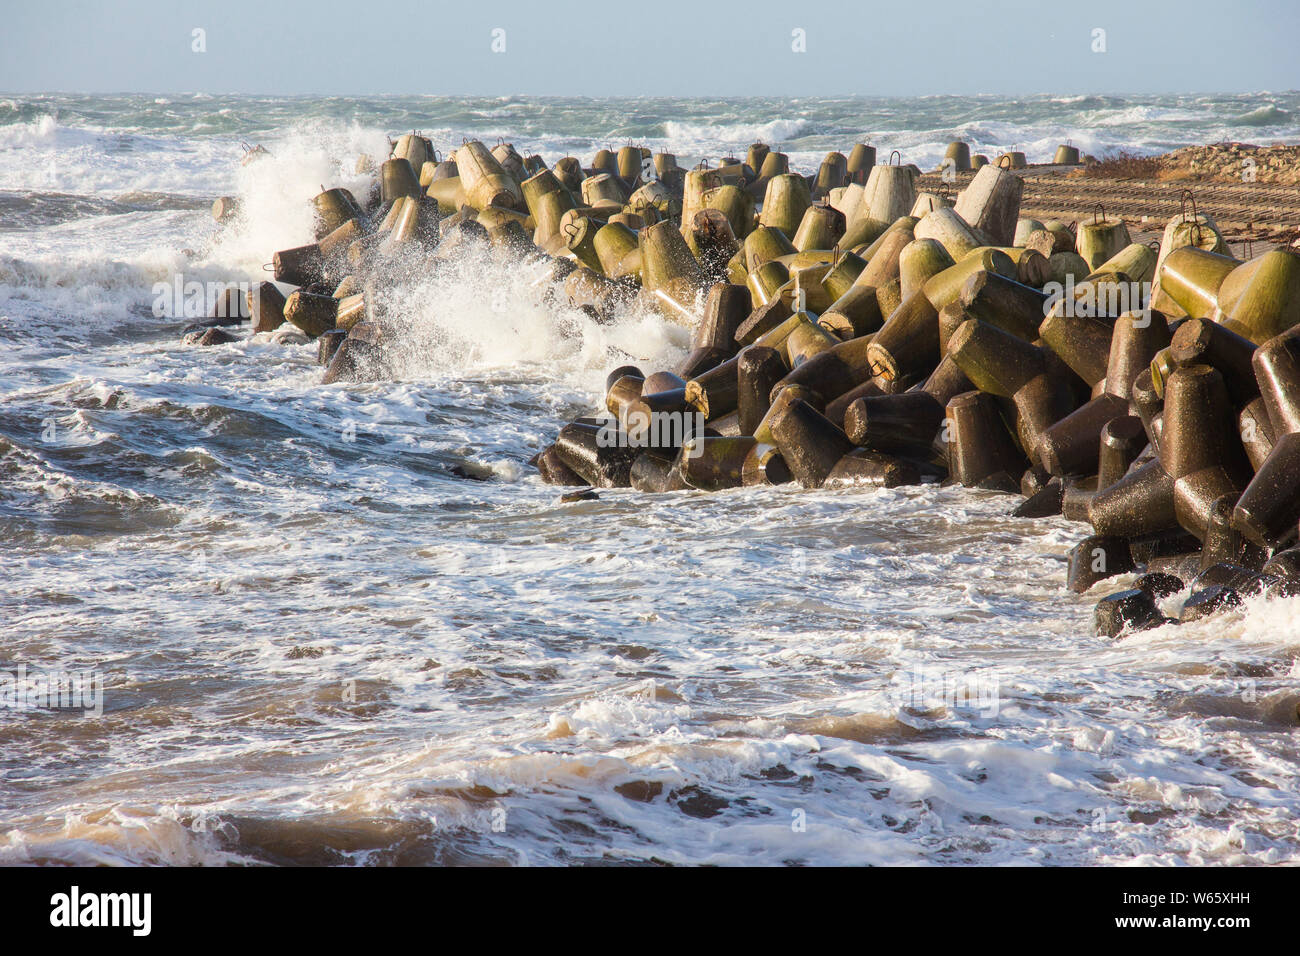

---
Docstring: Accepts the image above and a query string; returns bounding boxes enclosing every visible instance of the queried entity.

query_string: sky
[1,0,1297,97]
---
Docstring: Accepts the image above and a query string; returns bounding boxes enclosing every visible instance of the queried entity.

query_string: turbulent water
[2,93,1299,866]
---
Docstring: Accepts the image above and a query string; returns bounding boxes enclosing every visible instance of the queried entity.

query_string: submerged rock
[182,326,238,347]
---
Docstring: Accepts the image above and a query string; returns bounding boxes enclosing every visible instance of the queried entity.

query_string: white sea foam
[663,117,810,150]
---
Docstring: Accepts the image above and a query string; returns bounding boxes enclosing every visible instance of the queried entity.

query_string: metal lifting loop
[889,150,901,166]
[998,154,1012,169]
[1093,203,1106,225]
[1179,189,1204,245]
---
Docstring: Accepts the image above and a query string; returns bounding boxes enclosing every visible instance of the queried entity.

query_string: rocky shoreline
[1145,143,1300,185]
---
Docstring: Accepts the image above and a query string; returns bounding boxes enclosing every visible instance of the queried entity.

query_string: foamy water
[2,93,1299,866]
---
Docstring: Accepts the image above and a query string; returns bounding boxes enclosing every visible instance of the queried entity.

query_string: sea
[2,92,1298,865]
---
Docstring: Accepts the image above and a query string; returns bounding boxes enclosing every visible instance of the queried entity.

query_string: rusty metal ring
[1179,189,1204,244]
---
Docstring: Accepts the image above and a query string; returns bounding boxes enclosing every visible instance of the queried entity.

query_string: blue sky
[1,0,1297,96]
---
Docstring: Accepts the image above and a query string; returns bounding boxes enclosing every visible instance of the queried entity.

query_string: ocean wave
[1234,103,1292,126]
[1050,95,1107,107]
[0,112,59,145]
[663,117,809,148]
[1076,105,1207,127]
